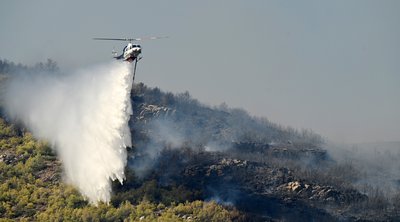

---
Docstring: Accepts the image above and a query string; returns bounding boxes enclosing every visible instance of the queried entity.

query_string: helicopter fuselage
[120,43,141,62]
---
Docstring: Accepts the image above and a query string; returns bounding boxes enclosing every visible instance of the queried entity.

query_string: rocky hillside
[124,83,400,221]
[1,81,399,221]
[0,59,399,221]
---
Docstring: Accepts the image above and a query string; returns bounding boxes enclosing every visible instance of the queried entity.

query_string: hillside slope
[0,60,399,221]
[0,118,243,221]
[123,83,400,221]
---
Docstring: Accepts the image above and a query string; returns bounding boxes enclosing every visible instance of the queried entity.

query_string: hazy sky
[1,0,399,143]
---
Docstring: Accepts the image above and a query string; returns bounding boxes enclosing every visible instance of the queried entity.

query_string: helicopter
[93,36,167,81]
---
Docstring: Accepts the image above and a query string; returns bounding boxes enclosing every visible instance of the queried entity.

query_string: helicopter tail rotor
[112,47,118,56]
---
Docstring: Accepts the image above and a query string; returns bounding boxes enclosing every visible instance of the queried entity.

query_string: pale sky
[1,0,399,143]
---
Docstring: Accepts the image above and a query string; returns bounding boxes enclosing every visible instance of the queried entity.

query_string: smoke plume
[327,141,400,197]
[3,61,133,204]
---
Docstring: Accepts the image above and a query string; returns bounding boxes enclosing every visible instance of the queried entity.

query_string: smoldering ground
[327,141,400,198]
[127,89,400,220]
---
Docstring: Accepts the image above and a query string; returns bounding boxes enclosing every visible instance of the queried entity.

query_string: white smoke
[3,61,133,204]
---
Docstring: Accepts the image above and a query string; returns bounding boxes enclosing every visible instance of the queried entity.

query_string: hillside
[125,83,400,221]
[0,60,399,221]
[0,118,244,221]
[0,60,242,221]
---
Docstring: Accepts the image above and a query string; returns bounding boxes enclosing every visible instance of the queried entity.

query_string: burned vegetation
[114,83,400,221]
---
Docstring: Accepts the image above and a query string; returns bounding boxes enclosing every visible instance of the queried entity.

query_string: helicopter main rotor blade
[93,38,131,41]
[131,36,169,41]
[93,36,168,42]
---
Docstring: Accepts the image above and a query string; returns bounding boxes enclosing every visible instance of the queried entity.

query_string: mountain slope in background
[0,60,399,221]
[123,83,400,221]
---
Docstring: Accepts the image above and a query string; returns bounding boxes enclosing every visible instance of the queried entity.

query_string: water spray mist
[4,61,133,203]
